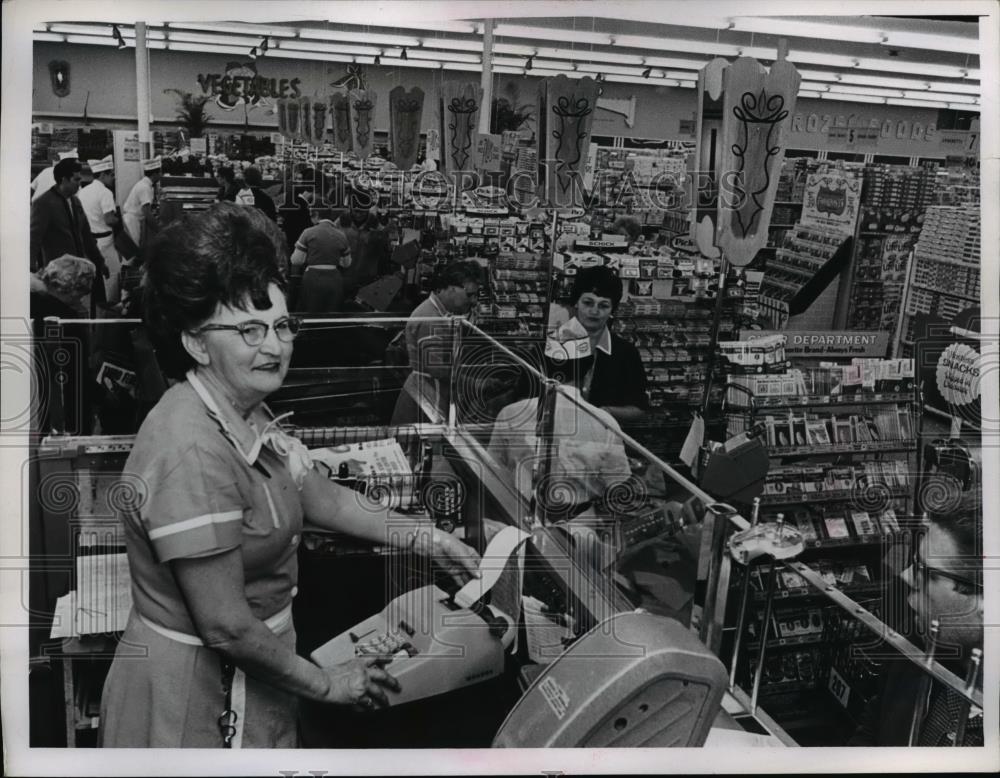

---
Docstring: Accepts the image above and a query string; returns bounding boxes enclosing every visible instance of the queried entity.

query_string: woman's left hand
[411,527,481,588]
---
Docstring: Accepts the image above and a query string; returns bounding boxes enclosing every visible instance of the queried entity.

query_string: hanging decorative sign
[800,167,862,235]
[329,92,353,152]
[538,74,600,207]
[714,51,800,267]
[936,342,981,407]
[49,60,71,98]
[389,86,425,171]
[307,97,328,146]
[276,97,306,141]
[298,96,313,144]
[330,63,367,92]
[439,82,483,174]
[348,89,377,160]
[197,61,299,110]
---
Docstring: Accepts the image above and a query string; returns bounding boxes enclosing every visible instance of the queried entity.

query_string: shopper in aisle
[237,164,278,221]
[78,155,123,305]
[848,506,983,746]
[289,216,352,313]
[30,148,77,203]
[216,165,240,202]
[553,266,648,424]
[122,156,162,251]
[29,157,108,315]
[336,191,391,298]
[30,255,98,435]
[279,186,316,254]
[99,202,480,748]
[389,260,483,425]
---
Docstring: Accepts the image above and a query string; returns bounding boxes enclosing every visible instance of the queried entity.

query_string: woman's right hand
[321,656,401,711]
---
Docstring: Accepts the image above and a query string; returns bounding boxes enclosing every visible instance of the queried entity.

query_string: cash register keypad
[354,631,417,661]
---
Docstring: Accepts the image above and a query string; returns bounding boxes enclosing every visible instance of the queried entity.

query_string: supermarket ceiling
[32,4,983,111]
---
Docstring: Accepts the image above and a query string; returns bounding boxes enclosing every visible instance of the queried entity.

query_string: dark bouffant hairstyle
[243,165,264,187]
[569,265,623,310]
[53,157,83,184]
[432,260,484,292]
[142,202,288,377]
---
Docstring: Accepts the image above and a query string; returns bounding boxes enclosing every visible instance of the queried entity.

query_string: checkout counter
[29,315,981,749]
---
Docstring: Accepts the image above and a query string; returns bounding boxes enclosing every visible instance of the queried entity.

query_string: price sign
[828,666,851,708]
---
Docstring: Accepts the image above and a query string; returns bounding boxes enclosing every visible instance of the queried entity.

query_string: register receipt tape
[454,525,531,610]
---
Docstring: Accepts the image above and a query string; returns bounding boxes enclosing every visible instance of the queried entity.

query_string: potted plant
[164,88,212,137]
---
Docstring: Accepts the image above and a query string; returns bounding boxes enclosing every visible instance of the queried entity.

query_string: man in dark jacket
[30,157,108,311]
[848,507,983,746]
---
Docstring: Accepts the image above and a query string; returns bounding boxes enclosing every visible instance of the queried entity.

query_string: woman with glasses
[99,203,480,748]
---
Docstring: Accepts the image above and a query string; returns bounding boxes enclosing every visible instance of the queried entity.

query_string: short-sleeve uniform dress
[100,371,306,748]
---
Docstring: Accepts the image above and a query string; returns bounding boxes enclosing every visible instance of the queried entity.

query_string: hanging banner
[475,133,503,173]
[348,89,377,160]
[304,97,327,146]
[439,82,482,175]
[799,167,862,235]
[715,54,800,267]
[329,92,353,152]
[538,74,600,208]
[389,85,425,171]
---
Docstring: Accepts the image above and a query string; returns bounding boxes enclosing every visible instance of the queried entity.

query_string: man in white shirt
[122,156,161,247]
[78,155,122,304]
[30,149,77,203]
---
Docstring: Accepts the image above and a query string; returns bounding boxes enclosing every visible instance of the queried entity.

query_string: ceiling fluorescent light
[641,55,714,71]
[367,57,439,70]
[166,22,297,38]
[798,70,980,96]
[902,91,978,104]
[405,48,480,63]
[426,38,538,56]
[64,35,119,47]
[166,32,265,48]
[115,27,167,40]
[275,40,380,56]
[493,24,612,46]
[885,98,952,108]
[33,32,65,43]
[881,31,980,54]
[301,29,420,46]
[442,62,485,72]
[258,49,355,64]
[166,42,260,57]
[947,103,980,112]
[48,23,113,36]
[575,63,651,77]
[493,56,574,71]
[370,20,480,34]
[612,33,742,58]
[827,84,905,98]
[819,93,885,104]
[731,17,884,45]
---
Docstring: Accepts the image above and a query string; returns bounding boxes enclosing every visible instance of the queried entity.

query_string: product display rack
[724,376,918,742]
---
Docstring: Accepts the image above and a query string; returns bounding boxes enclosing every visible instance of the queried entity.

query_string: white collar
[187,369,277,466]
[562,317,612,356]
[428,292,452,318]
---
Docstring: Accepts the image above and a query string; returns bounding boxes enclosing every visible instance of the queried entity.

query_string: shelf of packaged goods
[768,223,795,229]
[772,201,804,207]
[733,392,913,410]
[756,680,821,695]
[767,440,916,457]
[908,283,979,304]
[750,583,883,603]
[746,633,828,650]
[758,486,909,506]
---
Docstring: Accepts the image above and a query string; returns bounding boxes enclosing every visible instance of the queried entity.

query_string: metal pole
[479,20,494,135]
[952,648,982,746]
[908,618,940,746]
[701,255,729,416]
[134,23,151,159]
[729,497,761,690]
[750,513,784,713]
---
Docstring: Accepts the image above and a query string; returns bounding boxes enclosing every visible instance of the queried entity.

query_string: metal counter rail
[451,319,985,716]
